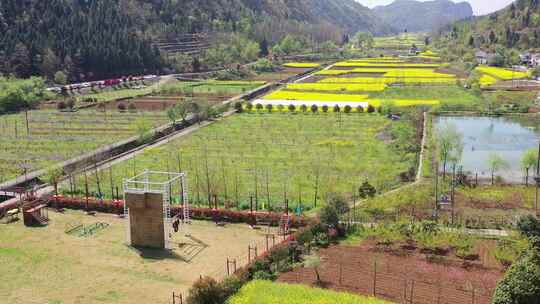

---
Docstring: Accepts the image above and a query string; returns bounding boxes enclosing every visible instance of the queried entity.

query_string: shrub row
[50,195,308,228]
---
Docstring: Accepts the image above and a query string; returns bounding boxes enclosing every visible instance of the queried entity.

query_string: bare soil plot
[0,209,274,304]
[278,242,502,304]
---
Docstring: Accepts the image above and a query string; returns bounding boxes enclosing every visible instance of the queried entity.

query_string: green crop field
[228,280,390,304]
[158,80,266,96]
[61,112,418,211]
[0,110,168,183]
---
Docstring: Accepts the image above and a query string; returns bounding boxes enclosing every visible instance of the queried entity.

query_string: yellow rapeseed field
[283,62,321,68]
[475,66,529,80]
[286,83,386,92]
[263,90,369,102]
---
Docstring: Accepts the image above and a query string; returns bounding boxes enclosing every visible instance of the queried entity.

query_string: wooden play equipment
[0,208,19,224]
[123,170,188,249]
[22,198,49,226]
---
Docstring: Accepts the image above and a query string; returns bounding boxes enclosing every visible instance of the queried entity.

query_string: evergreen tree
[489,30,497,44]
[259,38,269,57]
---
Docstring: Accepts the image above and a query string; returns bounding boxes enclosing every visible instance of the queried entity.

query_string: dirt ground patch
[278,243,502,304]
[0,209,275,304]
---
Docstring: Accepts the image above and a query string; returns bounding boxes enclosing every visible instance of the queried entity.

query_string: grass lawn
[0,210,271,304]
[62,113,418,211]
[227,280,390,304]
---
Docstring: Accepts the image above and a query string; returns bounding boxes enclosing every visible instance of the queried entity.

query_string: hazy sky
[357,0,515,16]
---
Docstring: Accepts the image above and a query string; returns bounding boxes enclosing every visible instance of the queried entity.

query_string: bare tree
[521,149,538,186]
[487,153,510,185]
[304,254,322,285]
[436,123,463,179]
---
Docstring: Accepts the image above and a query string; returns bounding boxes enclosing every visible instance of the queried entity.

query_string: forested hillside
[374,0,473,32]
[436,0,540,63]
[0,0,391,81]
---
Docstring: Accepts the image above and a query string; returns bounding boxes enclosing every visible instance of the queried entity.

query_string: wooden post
[437,282,442,304]
[109,166,114,200]
[403,280,408,302]
[434,167,439,220]
[69,175,74,198]
[535,142,540,215]
[84,170,89,211]
[409,280,415,304]
[227,258,230,276]
[451,164,456,225]
[25,110,29,136]
[373,260,377,296]
[472,288,475,304]
[339,261,343,285]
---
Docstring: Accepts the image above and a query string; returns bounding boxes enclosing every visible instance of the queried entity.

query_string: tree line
[0,0,374,82]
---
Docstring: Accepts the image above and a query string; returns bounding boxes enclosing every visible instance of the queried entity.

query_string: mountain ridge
[373,0,474,32]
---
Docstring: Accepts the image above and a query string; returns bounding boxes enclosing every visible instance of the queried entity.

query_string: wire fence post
[409,280,415,304]
[172,292,182,304]
[403,279,408,302]
[373,260,377,296]
[437,282,442,304]
[339,261,343,285]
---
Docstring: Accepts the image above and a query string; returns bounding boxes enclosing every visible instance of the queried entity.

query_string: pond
[434,115,540,183]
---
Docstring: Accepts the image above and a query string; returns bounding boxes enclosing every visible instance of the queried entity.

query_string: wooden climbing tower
[123,170,189,250]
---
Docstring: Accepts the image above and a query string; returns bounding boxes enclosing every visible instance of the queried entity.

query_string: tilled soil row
[278,245,501,304]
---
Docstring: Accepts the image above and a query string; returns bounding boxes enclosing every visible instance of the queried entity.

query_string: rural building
[475,50,489,64]
[519,52,540,67]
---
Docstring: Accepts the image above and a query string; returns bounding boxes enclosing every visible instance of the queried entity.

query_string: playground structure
[65,221,109,237]
[17,188,50,227]
[123,170,189,250]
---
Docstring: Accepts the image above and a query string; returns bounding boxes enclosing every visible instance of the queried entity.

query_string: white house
[475,51,488,64]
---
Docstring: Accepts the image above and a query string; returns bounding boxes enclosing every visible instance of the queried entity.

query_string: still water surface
[434,116,539,182]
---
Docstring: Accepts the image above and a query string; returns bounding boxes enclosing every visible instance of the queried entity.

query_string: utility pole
[434,164,439,220]
[451,164,456,225]
[535,142,540,216]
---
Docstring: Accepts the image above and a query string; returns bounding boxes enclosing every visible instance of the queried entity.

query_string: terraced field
[253,55,468,110]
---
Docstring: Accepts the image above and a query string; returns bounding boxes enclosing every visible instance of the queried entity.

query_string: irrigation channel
[0,65,326,212]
